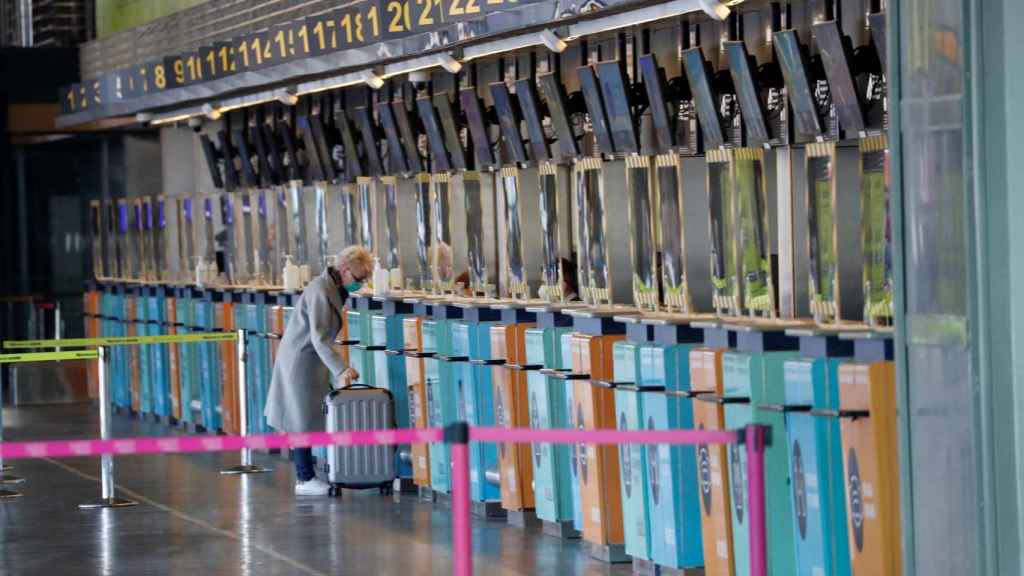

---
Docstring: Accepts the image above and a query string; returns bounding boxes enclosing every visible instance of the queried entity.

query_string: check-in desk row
[83,282,296,438]
[370,293,901,575]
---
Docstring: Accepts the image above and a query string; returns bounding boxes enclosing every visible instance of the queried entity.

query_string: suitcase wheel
[329,484,342,498]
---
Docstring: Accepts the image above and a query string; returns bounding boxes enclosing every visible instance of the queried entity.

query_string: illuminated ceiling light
[201,102,222,120]
[150,111,200,127]
[438,53,462,74]
[276,88,299,106]
[135,112,154,124]
[539,30,567,53]
[296,72,365,96]
[567,0,729,40]
[362,70,385,90]
[218,96,276,113]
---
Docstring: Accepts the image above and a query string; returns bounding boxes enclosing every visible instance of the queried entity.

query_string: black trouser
[293,447,315,482]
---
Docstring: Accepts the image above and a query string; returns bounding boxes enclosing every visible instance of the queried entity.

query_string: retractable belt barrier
[0,333,769,576]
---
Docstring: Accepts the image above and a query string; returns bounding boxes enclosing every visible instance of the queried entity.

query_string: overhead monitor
[434,93,467,171]
[724,41,770,145]
[681,47,725,148]
[814,20,867,134]
[231,129,258,187]
[638,53,675,152]
[869,12,887,73]
[297,115,327,181]
[392,100,423,173]
[216,130,240,190]
[595,60,639,155]
[514,78,550,162]
[538,72,578,158]
[774,30,823,137]
[199,134,224,189]
[416,96,452,172]
[309,114,337,181]
[377,101,409,174]
[490,81,529,164]
[354,106,384,176]
[277,121,301,181]
[333,108,364,178]
[259,124,283,184]
[459,87,496,169]
[577,65,615,155]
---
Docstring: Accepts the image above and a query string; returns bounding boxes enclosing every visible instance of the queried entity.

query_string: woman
[264,245,374,496]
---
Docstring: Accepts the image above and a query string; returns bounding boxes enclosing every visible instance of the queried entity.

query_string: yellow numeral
[418,0,436,26]
[367,5,379,38]
[313,21,326,51]
[154,64,167,89]
[465,0,480,14]
[238,40,250,68]
[298,24,310,54]
[449,0,463,16]
[174,59,185,84]
[219,46,234,72]
[387,0,411,33]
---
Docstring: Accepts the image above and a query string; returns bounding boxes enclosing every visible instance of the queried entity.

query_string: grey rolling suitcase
[323,384,397,496]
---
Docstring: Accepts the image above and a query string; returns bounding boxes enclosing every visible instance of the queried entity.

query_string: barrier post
[746,424,768,576]
[80,346,137,509]
[446,422,472,576]
[221,329,271,475]
[0,363,24,497]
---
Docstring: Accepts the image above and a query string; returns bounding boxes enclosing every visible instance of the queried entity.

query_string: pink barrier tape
[470,425,740,446]
[0,427,444,460]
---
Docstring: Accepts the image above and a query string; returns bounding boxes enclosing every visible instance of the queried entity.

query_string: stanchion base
[0,488,22,500]
[220,465,273,475]
[79,497,138,509]
[541,520,580,539]
[471,500,506,520]
[586,542,630,564]
[507,509,541,529]
[0,473,25,485]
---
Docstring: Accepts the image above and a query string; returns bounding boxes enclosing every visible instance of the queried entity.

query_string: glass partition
[358,177,376,257]
[288,181,309,269]
[807,143,838,322]
[153,197,167,282]
[237,193,256,285]
[382,176,401,270]
[538,163,560,299]
[90,200,105,280]
[131,199,144,281]
[180,198,195,281]
[734,148,773,317]
[253,191,272,286]
[574,162,592,304]
[860,136,891,325]
[461,173,484,293]
[275,188,293,280]
[626,156,658,310]
[340,184,361,248]
[220,195,237,284]
[501,167,528,299]
[202,196,217,273]
[415,174,433,290]
[435,173,456,291]
[312,183,329,274]
[577,158,610,305]
[706,150,738,315]
[656,154,690,313]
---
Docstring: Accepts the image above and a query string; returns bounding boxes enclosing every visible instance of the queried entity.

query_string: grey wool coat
[264,269,349,433]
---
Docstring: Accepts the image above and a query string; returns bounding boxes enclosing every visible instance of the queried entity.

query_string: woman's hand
[340,367,360,384]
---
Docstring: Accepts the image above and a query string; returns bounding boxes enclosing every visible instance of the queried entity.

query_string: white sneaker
[295,478,331,496]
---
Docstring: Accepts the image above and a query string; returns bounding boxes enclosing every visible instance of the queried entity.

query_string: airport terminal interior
[2,0,1024,574]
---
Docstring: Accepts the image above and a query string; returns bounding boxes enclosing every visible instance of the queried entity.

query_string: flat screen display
[309,114,337,181]
[434,93,467,171]
[538,73,578,158]
[297,116,327,182]
[460,88,496,168]
[682,47,725,148]
[869,12,887,73]
[231,128,258,187]
[577,66,615,155]
[417,96,451,172]
[595,60,639,155]
[774,30,823,137]
[377,102,408,174]
[333,109,363,178]
[277,122,301,181]
[514,78,550,162]
[724,41,770,144]
[216,130,240,190]
[639,54,675,152]
[199,134,224,189]
[814,21,866,134]
[392,100,423,173]
[354,106,384,176]
[490,82,529,164]
[259,124,282,184]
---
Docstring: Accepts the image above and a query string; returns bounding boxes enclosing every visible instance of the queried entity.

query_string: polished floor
[0,403,632,575]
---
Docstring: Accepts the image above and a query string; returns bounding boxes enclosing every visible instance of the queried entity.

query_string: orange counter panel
[491,323,536,511]
[403,317,431,487]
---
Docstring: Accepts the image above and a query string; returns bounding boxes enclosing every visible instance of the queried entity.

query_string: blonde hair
[337,245,374,277]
